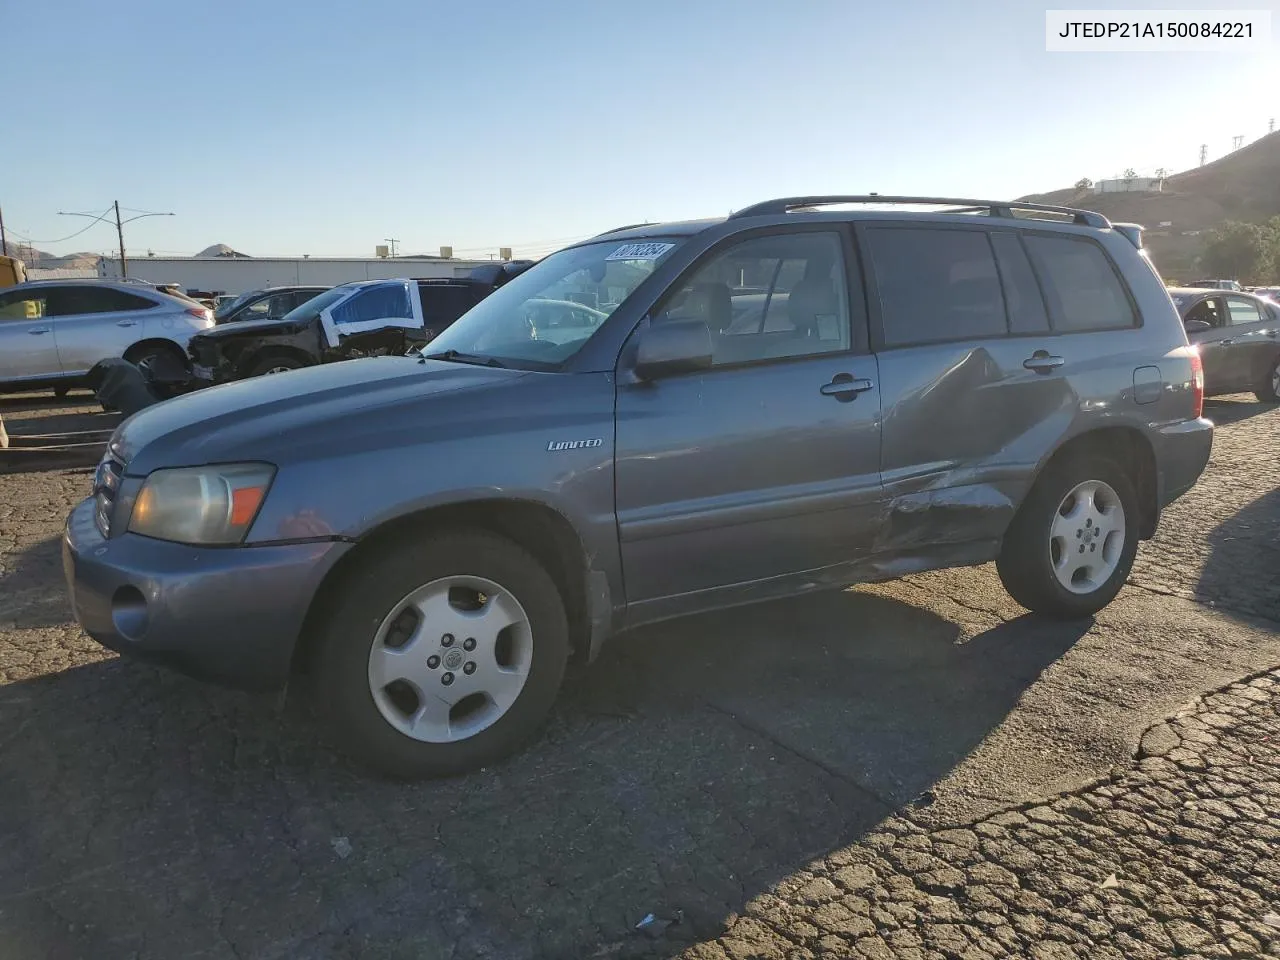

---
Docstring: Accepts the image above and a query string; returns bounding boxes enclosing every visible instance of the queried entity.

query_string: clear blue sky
[4,0,1277,259]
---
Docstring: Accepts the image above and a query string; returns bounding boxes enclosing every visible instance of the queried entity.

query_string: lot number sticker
[606,242,675,261]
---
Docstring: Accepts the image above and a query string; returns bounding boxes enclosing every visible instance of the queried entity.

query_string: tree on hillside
[1154,167,1168,180]
[1074,177,1093,191]
[1122,168,1137,178]
[1199,221,1272,282]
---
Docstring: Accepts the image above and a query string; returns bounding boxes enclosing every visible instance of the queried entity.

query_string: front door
[614,228,883,617]
[1223,295,1279,392]
[0,287,60,381]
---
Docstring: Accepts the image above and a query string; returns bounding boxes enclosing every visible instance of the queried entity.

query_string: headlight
[128,463,275,545]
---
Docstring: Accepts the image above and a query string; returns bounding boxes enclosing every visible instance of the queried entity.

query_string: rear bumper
[1155,417,1213,509]
[63,497,351,690]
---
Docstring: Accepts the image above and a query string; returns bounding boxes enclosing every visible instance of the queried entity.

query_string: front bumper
[1155,416,1214,508]
[62,497,351,690]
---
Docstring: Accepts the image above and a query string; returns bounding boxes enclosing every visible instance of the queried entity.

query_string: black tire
[997,454,1139,619]
[246,353,306,378]
[1254,354,1280,403]
[310,530,569,778]
[124,341,185,376]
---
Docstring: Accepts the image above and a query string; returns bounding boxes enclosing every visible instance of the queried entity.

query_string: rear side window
[866,227,1007,347]
[332,284,412,326]
[989,232,1049,334]
[1225,297,1263,326]
[1023,235,1137,332]
[52,287,157,315]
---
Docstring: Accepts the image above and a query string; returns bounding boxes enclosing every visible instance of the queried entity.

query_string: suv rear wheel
[310,530,569,778]
[997,454,1139,619]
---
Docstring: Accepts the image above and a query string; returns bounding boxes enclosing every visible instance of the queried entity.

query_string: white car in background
[0,279,213,395]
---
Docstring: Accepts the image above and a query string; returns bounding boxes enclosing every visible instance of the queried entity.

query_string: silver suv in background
[64,195,1212,778]
[0,280,212,394]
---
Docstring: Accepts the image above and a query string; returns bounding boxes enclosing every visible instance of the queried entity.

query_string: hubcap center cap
[442,648,464,671]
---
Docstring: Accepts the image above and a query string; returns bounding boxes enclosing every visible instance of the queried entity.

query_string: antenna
[1231,135,1243,150]
[1199,144,1208,166]
[382,238,400,257]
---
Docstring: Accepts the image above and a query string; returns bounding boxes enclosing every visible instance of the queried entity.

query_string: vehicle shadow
[0,405,117,475]
[1194,486,1280,624]
[0,587,1089,959]
[1203,396,1277,426]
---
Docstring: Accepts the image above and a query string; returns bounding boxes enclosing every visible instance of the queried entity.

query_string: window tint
[0,291,48,322]
[419,285,480,328]
[655,231,851,366]
[1023,235,1136,332]
[866,228,1007,347]
[1184,297,1225,328]
[51,286,157,316]
[990,232,1049,334]
[1226,297,1263,326]
[331,283,412,327]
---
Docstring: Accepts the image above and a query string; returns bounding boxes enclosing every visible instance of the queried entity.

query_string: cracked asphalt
[1,392,1278,959]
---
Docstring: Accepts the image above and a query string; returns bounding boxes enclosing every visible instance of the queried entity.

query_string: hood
[113,356,528,474]
[203,314,309,337]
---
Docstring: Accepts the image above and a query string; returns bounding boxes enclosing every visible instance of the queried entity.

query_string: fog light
[110,586,149,641]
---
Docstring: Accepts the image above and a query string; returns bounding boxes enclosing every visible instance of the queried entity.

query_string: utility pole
[1232,135,1244,151]
[1270,118,1275,133]
[114,201,127,277]
[383,237,400,258]
[58,203,174,279]
[1199,144,1208,166]
[0,204,7,257]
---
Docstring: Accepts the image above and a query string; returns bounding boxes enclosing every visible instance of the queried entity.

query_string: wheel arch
[1024,425,1159,539]
[292,497,598,676]
[241,344,313,376]
[122,337,186,364]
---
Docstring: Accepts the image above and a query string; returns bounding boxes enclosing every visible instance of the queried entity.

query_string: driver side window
[1185,297,1225,329]
[655,231,851,367]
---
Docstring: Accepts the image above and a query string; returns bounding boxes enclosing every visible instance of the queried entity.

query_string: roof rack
[593,222,654,238]
[729,195,1110,229]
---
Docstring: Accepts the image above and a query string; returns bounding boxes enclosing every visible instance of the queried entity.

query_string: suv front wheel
[997,454,1139,619]
[311,530,569,778]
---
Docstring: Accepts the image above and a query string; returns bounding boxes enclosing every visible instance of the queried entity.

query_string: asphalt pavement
[0,392,1277,959]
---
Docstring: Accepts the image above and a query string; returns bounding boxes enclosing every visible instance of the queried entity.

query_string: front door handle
[1023,352,1064,374]
[27,326,50,335]
[820,373,874,401]
[1219,338,1236,346]
[116,319,138,327]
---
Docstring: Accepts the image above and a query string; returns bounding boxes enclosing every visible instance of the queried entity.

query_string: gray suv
[63,196,1212,777]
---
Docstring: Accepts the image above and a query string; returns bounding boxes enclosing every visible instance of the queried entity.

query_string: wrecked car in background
[187,262,534,383]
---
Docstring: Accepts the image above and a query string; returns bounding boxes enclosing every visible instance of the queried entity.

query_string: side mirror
[1184,319,1211,334]
[634,319,713,380]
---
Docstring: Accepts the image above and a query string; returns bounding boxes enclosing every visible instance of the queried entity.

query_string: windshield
[423,238,682,366]
[279,287,350,324]
[214,291,257,319]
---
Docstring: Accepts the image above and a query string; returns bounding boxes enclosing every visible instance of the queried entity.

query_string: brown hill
[1021,131,1280,278]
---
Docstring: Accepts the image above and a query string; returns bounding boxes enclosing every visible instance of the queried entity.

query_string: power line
[8,207,114,245]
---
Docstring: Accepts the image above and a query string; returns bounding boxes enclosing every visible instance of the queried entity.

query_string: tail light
[185,306,213,324]
[1189,350,1204,419]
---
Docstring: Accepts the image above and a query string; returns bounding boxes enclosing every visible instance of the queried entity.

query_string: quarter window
[1023,235,1137,332]
[866,227,1007,347]
[655,231,851,366]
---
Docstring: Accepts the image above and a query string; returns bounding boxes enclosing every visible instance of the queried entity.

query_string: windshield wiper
[420,349,506,368]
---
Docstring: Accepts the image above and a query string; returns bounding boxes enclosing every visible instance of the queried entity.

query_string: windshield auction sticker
[1046,9,1271,50]
[606,242,675,261]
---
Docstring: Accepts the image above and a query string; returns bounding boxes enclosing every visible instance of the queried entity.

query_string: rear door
[1223,295,1278,391]
[0,288,60,380]
[614,227,883,615]
[49,286,160,375]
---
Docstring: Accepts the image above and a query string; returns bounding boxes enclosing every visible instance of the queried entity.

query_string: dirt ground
[0,390,1277,959]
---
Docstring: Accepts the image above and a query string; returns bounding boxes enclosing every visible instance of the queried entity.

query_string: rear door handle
[1023,353,1064,373]
[820,374,874,401]
[1219,338,1236,346]
[27,326,50,335]
[116,319,138,327]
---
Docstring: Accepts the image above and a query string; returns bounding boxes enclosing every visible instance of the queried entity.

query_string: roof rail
[593,222,654,238]
[729,195,1110,229]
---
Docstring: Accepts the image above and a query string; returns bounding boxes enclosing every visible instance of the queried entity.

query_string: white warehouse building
[1093,177,1164,194]
[97,255,499,296]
